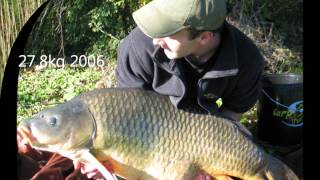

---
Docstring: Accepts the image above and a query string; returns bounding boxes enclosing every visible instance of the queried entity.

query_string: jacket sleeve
[115,28,153,90]
[222,51,265,113]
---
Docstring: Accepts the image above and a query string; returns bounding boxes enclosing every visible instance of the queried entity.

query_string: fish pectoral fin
[211,175,236,180]
[195,171,236,180]
[231,120,252,137]
[166,162,202,180]
[94,155,155,180]
[80,150,118,180]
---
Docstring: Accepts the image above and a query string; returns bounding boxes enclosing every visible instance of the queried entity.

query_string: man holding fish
[17,0,266,179]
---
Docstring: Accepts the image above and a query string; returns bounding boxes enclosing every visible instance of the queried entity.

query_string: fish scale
[78,89,266,178]
[18,88,299,180]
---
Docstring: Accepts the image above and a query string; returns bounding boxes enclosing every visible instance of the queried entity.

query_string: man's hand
[73,160,106,179]
[18,131,54,162]
[17,131,44,158]
[194,173,212,180]
[17,131,33,154]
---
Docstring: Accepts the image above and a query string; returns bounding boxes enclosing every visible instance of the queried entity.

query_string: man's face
[152,29,200,59]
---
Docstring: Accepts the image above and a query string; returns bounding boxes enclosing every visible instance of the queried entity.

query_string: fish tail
[256,156,299,180]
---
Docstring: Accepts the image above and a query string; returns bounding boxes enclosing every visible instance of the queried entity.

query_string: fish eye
[40,114,45,119]
[48,117,57,126]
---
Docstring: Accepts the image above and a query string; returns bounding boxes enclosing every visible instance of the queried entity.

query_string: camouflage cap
[132,0,227,38]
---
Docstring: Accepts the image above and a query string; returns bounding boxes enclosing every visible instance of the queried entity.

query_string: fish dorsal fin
[80,150,118,180]
[235,121,252,136]
[220,118,252,137]
[231,121,253,137]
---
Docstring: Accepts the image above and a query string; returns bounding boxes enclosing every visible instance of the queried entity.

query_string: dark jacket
[116,22,264,114]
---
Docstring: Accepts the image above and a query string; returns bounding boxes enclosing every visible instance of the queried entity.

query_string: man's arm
[116,28,154,89]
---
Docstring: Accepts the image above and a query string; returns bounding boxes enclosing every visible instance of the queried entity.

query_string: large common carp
[18,88,298,180]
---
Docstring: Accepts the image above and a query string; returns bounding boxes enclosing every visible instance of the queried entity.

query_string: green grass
[17,65,104,123]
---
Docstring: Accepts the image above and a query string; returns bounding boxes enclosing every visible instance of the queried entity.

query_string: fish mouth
[17,125,38,146]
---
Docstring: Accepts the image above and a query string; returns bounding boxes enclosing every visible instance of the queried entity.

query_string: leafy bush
[24,0,302,74]
[25,0,152,63]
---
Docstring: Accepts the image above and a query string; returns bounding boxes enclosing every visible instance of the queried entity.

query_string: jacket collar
[152,46,181,75]
[152,22,239,79]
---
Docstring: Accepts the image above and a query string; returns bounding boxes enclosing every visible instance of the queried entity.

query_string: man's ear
[199,31,214,45]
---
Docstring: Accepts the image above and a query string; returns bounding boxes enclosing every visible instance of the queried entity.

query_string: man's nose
[153,38,165,46]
